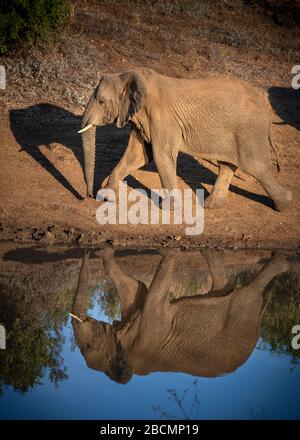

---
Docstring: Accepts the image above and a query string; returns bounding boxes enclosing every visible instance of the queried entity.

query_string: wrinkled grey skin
[71,248,289,384]
[80,68,292,211]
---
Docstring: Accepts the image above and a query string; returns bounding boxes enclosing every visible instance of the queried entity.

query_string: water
[0,245,299,420]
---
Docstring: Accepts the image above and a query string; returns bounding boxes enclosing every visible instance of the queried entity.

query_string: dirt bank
[0,1,299,249]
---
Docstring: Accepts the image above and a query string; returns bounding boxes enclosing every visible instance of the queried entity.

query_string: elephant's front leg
[201,248,228,292]
[139,250,179,333]
[101,129,150,200]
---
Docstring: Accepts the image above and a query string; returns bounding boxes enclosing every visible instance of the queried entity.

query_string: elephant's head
[79,71,147,197]
[72,317,133,384]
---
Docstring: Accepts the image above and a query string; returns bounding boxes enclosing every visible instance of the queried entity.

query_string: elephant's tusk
[69,312,83,323]
[78,123,93,134]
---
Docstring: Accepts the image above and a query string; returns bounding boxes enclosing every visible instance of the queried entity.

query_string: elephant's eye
[98,99,104,106]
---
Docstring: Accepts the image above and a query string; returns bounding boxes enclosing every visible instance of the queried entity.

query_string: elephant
[71,248,290,383]
[79,67,292,211]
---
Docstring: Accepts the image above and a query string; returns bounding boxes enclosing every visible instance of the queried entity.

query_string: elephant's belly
[182,127,239,166]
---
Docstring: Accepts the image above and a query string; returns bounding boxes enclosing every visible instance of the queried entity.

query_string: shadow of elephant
[9,103,274,207]
[178,153,273,208]
[9,103,132,199]
[268,86,300,131]
[71,248,290,384]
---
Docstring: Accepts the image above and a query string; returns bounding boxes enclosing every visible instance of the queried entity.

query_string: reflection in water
[0,260,73,395]
[71,248,297,383]
[0,246,299,419]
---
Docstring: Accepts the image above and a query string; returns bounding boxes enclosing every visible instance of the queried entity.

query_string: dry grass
[0,0,299,113]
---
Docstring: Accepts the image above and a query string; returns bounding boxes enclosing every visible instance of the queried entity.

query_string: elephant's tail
[268,131,281,173]
[272,121,286,125]
[272,120,298,125]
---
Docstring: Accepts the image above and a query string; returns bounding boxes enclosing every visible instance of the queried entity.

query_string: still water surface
[0,246,299,419]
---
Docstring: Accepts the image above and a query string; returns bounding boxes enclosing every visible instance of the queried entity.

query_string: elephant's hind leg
[238,133,292,211]
[259,171,292,212]
[205,162,237,209]
[240,160,292,212]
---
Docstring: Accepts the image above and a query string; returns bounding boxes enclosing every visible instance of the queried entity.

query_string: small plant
[98,280,121,323]
[259,272,300,363]
[153,379,200,420]
[0,0,70,54]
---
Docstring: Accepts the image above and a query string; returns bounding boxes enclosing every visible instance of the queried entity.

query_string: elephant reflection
[71,248,290,384]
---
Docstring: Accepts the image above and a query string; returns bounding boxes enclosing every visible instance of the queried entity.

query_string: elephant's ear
[117,72,147,128]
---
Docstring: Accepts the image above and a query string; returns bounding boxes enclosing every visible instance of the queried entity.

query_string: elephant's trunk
[81,124,96,198]
[80,95,97,198]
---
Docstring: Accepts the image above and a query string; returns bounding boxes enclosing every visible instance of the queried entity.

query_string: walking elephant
[79,68,292,211]
[71,248,290,383]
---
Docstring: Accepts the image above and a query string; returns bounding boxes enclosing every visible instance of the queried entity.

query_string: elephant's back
[162,74,266,115]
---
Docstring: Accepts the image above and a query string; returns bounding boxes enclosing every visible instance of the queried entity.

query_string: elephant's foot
[159,194,181,211]
[96,246,115,259]
[87,190,94,198]
[273,189,292,212]
[97,180,121,202]
[158,248,181,257]
[268,253,290,274]
[204,193,227,209]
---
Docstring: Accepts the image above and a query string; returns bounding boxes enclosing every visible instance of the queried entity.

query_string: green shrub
[0,0,70,54]
[260,272,300,363]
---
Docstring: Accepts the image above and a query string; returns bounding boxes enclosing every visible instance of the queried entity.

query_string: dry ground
[0,0,299,249]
